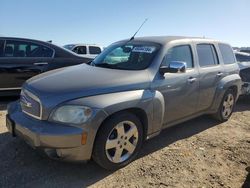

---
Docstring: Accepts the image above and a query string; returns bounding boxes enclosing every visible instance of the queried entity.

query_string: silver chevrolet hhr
[6,36,241,170]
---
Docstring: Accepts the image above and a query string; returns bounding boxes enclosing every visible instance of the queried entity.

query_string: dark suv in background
[0,37,92,95]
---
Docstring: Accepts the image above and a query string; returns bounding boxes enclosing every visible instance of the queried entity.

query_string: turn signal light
[81,132,88,145]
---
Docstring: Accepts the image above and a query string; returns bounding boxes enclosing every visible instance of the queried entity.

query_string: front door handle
[34,62,48,66]
[217,72,224,77]
[188,77,197,83]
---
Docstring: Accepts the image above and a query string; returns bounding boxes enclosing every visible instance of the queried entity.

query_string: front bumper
[6,101,107,162]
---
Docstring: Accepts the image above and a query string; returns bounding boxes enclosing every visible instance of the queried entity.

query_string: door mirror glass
[159,61,187,74]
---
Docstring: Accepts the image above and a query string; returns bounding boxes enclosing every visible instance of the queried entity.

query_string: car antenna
[129,18,148,41]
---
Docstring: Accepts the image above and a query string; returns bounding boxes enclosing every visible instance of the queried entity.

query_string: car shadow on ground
[0,116,220,187]
[0,98,249,187]
[139,115,218,158]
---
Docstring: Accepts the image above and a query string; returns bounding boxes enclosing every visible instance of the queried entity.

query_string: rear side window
[0,40,4,57]
[73,46,86,54]
[197,44,219,67]
[219,43,236,64]
[163,45,193,68]
[89,46,101,54]
[4,40,54,58]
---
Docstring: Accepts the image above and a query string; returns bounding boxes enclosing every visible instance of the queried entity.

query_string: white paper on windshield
[132,46,156,53]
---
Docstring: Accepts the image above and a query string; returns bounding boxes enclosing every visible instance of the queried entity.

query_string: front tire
[92,112,143,170]
[213,89,236,122]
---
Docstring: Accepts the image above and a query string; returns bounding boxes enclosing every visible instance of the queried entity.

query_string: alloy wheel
[222,93,234,119]
[105,121,139,163]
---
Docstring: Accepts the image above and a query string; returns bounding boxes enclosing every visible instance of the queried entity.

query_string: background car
[63,44,103,59]
[235,51,250,64]
[234,51,250,95]
[0,37,92,95]
[240,49,250,54]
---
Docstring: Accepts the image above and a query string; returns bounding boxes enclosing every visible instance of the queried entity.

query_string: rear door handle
[188,77,197,83]
[34,62,48,66]
[217,72,224,77]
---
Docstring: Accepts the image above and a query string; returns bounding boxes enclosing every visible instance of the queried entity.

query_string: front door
[153,44,199,125]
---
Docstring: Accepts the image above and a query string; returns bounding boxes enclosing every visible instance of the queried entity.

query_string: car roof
[64,44,102,47]
[118,36,221,45]
[0,37,53,45]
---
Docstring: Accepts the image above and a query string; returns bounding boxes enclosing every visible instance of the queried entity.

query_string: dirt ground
[0,97,249,188]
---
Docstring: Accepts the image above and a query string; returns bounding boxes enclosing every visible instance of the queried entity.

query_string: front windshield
[91,41,160,70]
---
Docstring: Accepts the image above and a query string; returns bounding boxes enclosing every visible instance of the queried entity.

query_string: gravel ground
[0,96,249,188]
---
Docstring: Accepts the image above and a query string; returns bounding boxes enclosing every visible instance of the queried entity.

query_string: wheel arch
[95,107,149,142]
[228,85,238,97]
[210,74,241,112]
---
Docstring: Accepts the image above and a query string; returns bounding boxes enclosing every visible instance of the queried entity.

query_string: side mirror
[159,61,187,74]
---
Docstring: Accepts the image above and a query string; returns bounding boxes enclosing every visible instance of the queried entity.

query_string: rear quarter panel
[210,73,242,112]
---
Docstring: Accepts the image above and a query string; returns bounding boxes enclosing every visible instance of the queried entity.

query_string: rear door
[0,39,54,89]
[195,43,225,111]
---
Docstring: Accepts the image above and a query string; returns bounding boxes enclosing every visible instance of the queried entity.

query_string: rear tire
[92,112,143,170]
[212,89,236,122]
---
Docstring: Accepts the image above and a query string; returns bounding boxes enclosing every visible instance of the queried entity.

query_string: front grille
[20,89,42,119]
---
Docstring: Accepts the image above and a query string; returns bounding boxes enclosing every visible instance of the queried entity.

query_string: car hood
[24,64,151,107]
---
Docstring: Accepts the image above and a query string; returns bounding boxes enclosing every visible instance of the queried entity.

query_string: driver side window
[163,45,193,68]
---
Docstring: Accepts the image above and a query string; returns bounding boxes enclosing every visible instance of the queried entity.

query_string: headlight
[51,105,92,124]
